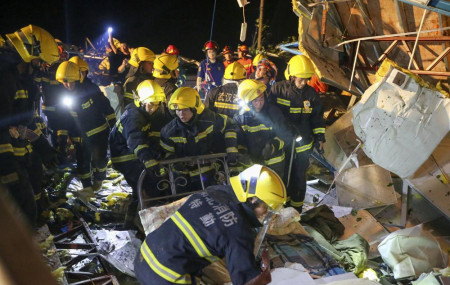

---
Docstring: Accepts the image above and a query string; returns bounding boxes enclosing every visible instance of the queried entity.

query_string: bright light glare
[107,27,113,33]
[296,136,302,142]
[62,96,73,107]
[238,100,247,108]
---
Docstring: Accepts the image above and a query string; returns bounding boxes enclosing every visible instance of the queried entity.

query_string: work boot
[92,180,103,192]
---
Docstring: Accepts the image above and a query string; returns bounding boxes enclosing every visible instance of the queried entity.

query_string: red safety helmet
[203,40,219,51]
[165,45,179,55]
[258,59,278,80]
[238,45,249,53]
[222,45,232,55]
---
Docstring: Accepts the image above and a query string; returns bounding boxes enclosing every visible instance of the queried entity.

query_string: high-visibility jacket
[204,82,240,118]
[123,70,154,106]
[135,186,261,285]
[237,57,254,78]
[269,80,325,154]
[233,102,290,170]
[109,104,170,169]
[67,80,116,138]
[160,108,238,158]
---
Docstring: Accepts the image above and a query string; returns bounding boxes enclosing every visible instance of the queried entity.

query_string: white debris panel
[352,66,450,178]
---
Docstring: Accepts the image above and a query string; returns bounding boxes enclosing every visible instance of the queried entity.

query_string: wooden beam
[373,40,400,67]
[425,47,450,71]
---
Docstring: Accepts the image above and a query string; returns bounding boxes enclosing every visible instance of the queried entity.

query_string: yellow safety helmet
[253,53,266,67]
[153,54,179,79]
[69,56,89,72]
[284,68,289,80]
[169,87,205,114]
[112,38,121,49]
[6,25,59,65]
[55,61,81,83]
[224,61,247,80]
[238,79,267,103]
[135,80,166,107]
[230,164,287,211]
[129,47,155,68]
[286,55,315,79]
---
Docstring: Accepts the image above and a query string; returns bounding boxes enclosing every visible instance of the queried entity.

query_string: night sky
[0,0,298,59]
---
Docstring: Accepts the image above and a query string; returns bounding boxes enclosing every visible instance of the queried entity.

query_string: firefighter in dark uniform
[160,87,239,191]
[135,164,286,285]
[269,55,325,212]
[153,54,178,102]
[56,61,116,195]
[234,79,291,178]
[109,80,171,228]
[0,25,60,226]
[204,61,246,118]
[123,47,155,108]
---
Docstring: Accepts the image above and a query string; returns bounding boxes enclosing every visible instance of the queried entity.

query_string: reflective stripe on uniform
[93,166,107,173]
[134,144,149,155]
[111,154,137,164]
[0,144,14,154]
[79,172,91,179]
[141,241,192,284]
[171,212,219,264]
[106,113,116,121]
[57,130,69,136]
[34,193,42,201]
[290,107,302,114]
[313,127,325,134]
[214,102,239,110]
[171,137,187,144]
[219,114,228,133]
[290,200,304,207]
[71,137,82,143]
[195,125,214,142]
[42,105,56,112]
[86,123,108,137]
[226,147,238,153]
[149,131,161,137]
[0,172,19,184]
[124,92,134,100]
[295,141,313,153]
[276,98,290,107]
[117,122,124,133]
[241,124,272,133]
[274,137,284,150]
[33,128,43,136]
[14,90,28,100]
[265,152,285,166]
[160,141,175,152]
[225,131,237,139]
[13,145,33,156]
[144,159,158,168]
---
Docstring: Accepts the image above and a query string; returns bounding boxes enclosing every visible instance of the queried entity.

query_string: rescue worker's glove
[245,248,271,285]
[262,143,274,160]
[145,162,161,175]
[314,139,325,155]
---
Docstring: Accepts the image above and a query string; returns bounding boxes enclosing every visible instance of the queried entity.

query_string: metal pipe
[348,40,361,91]
[408,9,428,70]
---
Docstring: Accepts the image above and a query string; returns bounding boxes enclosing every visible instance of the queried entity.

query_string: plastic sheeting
[352,66,450,178]
[378,224,448,280]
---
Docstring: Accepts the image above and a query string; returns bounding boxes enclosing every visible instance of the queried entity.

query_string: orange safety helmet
[222,45,232,55]
[203,40,219,51]
[238,45,249,53]
[165,45,179,55]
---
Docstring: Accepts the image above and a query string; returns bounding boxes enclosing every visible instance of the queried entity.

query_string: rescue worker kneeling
[234,79,290,178]
[135,164,285,285]
[109,80,171,228]
[56,61,116,194]
[160,87,239,192]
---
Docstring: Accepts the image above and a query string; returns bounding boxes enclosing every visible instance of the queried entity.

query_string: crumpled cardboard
[378,224,447,280]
